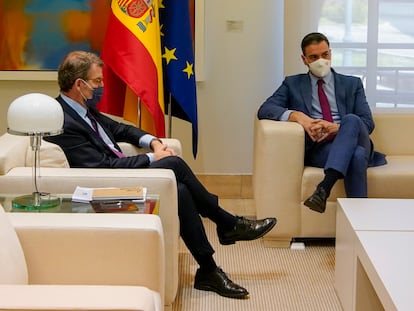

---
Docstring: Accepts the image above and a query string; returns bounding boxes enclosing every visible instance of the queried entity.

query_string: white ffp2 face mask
[308,58,331,78]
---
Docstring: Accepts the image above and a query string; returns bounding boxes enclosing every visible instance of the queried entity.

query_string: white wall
[0,0,284,175]
[181,0,284,173]
[283,0,324,76]
[0,77,58,134]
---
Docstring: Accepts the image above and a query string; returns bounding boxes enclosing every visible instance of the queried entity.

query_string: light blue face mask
[80,80,104,109]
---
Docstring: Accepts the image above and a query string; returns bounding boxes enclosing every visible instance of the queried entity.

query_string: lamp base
[12,192,61,210]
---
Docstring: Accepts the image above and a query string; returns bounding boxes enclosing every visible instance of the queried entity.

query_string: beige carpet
[172,219,343,311]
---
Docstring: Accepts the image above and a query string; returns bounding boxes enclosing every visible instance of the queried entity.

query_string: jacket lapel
[56,96,90,129]
[300,75,313,114]
[56,96,114,150]
[333,70,347,117]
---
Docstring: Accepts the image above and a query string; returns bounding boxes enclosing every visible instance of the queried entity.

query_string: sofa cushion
[25,139,69,168]
[301,156,414,201]
[368,156,414,198]
[0,134,69,174]
[0,134,28,175]
[0,204,28,284]
[372,114,414,156]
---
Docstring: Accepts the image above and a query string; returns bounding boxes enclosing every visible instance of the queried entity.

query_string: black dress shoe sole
[219,218,277,245]
[194,283,249,299]
[304,199,326,213]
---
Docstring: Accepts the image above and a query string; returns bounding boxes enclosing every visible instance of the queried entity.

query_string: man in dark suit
[258,32,386,213]
[46,51,276,299]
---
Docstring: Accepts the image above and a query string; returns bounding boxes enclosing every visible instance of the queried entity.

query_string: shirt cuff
[139,134,158,149]
[280,110,293,121]
[146,153,155,163]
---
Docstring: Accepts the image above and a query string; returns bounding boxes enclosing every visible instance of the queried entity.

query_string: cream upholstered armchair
[0,132,181,309]
[0,203,164,310]
[253,113,414,247]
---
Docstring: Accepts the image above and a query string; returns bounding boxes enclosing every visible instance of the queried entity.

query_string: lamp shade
[7,93,64,135]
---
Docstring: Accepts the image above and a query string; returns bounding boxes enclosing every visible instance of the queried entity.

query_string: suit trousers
[150,156,236,264]
[304,114,373,197]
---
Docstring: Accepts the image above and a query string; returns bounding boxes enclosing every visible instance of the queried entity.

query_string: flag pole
[137,97,142,128]
[168,93,172,138]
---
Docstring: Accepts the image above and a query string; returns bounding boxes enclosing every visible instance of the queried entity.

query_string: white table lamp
[7,93,64,210]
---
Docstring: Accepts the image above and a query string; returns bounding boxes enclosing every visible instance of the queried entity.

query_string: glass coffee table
[0,193,159,214]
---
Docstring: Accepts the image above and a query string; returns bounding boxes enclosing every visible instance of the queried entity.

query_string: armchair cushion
[0,134,69,173]
[0,134,27,175]
[26,138,70,168]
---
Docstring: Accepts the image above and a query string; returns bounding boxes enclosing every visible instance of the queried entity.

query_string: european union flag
[160,0,198,158]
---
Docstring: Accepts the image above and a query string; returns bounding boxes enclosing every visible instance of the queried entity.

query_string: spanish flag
[99,0,165,137]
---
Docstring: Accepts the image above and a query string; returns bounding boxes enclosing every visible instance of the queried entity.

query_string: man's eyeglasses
[87,77,103,85]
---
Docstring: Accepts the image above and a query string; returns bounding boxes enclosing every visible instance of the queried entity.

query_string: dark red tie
[317,79,333,122]
[317,79,335,141]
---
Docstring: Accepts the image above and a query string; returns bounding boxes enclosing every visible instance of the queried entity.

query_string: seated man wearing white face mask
[257,32,386,213]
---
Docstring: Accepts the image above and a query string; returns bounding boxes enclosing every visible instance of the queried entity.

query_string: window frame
[321,0,414,109]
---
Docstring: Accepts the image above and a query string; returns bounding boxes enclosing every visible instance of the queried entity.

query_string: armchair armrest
[8,213,165,302]
[103,113,182,157]
[0,284,162,311]
[119,138,182,157]
[253,119,305,244]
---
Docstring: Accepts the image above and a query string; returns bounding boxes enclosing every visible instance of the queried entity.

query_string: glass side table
[0,194,159,214]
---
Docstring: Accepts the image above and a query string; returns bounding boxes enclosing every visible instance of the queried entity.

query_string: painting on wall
[0,0,111,70]
[0,0,198,71]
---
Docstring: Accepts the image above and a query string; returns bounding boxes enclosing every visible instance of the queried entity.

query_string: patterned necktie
[86,110,125,158]
[317,79,333,122]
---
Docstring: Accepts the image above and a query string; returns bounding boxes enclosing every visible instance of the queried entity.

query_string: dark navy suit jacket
[258,70,386,166]
[45,95,152,168]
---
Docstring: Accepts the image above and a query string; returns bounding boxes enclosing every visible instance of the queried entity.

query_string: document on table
[72,186,147,203]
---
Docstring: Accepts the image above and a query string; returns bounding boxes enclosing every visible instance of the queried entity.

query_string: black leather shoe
[194,267,249,299]
[304,187,328,213]
[217,216,277,245]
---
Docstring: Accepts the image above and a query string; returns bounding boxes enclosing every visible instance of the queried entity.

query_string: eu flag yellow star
[162,47,178,64]
[182,61,194,79]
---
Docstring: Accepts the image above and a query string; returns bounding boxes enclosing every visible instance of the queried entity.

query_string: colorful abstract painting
[0,0,196,71]
[0,0,110,70]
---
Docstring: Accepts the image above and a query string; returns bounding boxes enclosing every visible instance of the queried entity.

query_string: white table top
[356,231,414,311]
[337,198,414,231]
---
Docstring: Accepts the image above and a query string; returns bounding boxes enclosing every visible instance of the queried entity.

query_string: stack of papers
[72,186,147,203]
